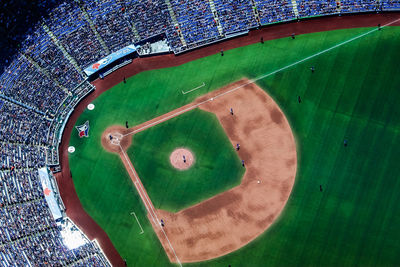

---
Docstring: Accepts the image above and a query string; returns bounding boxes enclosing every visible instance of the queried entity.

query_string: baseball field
[67,21,400,266]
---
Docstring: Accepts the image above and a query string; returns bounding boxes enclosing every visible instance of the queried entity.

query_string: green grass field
[127,109,244,212]
[69,26,400,266]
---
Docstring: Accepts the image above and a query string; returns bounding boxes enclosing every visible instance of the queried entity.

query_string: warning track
[58,13,400,266]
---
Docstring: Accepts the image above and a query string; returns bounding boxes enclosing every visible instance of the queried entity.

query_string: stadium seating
[296,0,338,17]
[22,27,84,91]
[340,0,380,13]
[0,227,109,266]
[83,0,136,51]
[253,0,296,24]
[0,171,43,207]
[170,0,220,44]
[0,101,50,145]
[382,0,400,9]
[0,0,398,265]
[124,0,170,41]
[214,0,258,33]
[0,56,67,114]
[0,143,46,170]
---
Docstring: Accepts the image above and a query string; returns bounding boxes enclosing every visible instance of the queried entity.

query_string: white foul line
[119,144,182,267]
[181,82,205,94]
[122,100,206,137]
[122,18,400,139]
[210,18,400,102]
[130,212,144,234]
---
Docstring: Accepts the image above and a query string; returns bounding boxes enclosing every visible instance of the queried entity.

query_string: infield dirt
[58,14,400,265]
[101,79,297,262]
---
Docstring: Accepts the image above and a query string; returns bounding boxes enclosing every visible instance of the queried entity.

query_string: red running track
[57,12,400,266]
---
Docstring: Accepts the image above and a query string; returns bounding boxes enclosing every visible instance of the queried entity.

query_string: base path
[101,79,297,262]
[59,14,400,265]
[118,147,181,264]
[157,81,297,262]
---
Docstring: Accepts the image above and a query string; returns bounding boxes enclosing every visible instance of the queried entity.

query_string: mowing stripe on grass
[119,144,182,267]
[122,18,400,139]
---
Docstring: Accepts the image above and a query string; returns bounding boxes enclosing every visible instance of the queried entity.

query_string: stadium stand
[382,0,400,9]
[170,0,221,45]
[0,0,399,265]
[0,101,50,145]
[0,227,109,266]
[0,143,46,170]
[340,0,380,13]
[253,0,296,24]
[22,27,84,91]
[124,0,170,41]
[0,0,65,71]
[214,0,258,33]
[83,0,136,52]
[45,1,108,69]
[296,0,338,17]
[0,56,67,114]
[0,171,43,206]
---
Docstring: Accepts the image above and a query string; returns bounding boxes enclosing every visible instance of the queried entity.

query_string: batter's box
[110,133,123,146]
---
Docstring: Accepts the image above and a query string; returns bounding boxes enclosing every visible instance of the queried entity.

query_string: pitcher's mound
[170,148,195,170]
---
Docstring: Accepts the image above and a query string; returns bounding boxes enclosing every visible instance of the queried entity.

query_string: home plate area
[110,133,123,146]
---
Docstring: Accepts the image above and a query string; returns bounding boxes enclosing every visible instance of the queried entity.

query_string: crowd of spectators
[0,165,110,266]
[0,143,46,170]
[382,0,400,9]
[0,227,109,266]
[297,0,338,17]
[46,1,108,69]
[125,0,170,41]
[0,170,43,207]
[0,0,65,71]
[165,25,186,52]
[83,0,135,52]
[74,253,111,266]
[0,199,56,243]
[340,0,381,13]
[254,0,296,24]
[170,0,220,45]
[0,56,67,114]
[22,27,84,91]
[0,101,50,145]
[214,0,258,33]
[0,0,399,266]
[1,0,399,72]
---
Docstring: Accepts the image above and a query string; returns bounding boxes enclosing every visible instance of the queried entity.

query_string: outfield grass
[69,26,400,266]
[127,109,244,212]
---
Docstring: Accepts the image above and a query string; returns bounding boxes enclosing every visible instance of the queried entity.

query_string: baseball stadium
[0,1,400,266]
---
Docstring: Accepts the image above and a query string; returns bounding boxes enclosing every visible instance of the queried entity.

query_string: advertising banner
[84,44,137,76]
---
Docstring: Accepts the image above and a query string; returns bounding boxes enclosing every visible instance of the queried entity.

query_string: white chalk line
[119,144,157,226]
[122,100,207,137]
[211,18,400,101]
[181,82,205,94]
[109,132,122,145]
[114,20,400,263]
[130,211,144,234]
[122,18,400,140]
[119,144,182,266]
